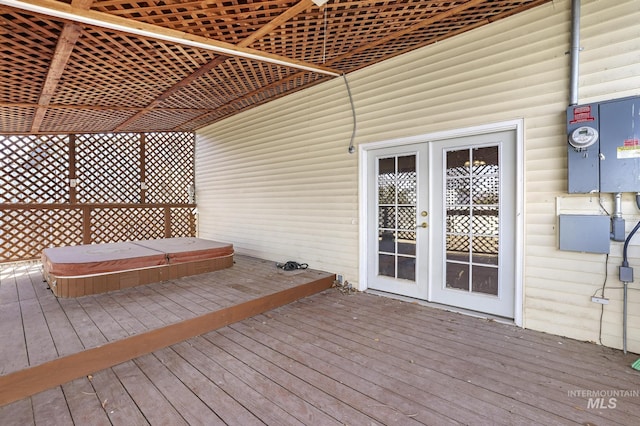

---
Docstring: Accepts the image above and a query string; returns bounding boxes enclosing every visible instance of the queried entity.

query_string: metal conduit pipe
[614,192,623,217]
[569,0,581,106]
[611,193,625,241]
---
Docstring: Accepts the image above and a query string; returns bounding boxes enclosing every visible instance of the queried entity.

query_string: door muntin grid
[445,146,499,296]
[377,154,417,281]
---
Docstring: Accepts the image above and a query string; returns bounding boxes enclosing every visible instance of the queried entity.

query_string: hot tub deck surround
[41,238,235,297]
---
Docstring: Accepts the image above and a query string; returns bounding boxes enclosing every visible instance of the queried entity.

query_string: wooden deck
[1,260,640,425]
[0,255,334,405]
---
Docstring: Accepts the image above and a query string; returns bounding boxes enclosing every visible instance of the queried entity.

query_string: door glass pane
[472,265,499,295]
[378,206,396,229]
[397,206,416,230]
[472,237,499,265]
[446,262,468,290]
[398,256,416,281]
[377,155,417,281]
[379,157,395,174]
[378,230,395,253]
[398,231,416,256]
[379,254,395,278]
[447,177,471,204]
[446,149,470,176]
[446,235,469,261]
[445,146,500,295]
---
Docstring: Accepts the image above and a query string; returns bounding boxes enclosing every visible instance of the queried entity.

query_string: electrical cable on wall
[595,253,609,345]
[342,73,357,154]
[322,7,328,64]
[617,193,640,354]
[622,220,640,269]
[621,195,640,270]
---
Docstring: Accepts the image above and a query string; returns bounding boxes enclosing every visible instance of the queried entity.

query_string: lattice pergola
[0,0,552,134]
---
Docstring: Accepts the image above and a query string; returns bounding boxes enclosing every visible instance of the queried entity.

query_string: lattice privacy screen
[0,132,196,262]
[0,134,69,204]
[145,132,195,204]
[76,133,141,204]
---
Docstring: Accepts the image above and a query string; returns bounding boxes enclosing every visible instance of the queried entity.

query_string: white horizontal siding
[197,0,640,352]
[196,77,359,280]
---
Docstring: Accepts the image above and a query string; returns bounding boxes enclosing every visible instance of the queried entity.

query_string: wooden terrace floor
[1,259,640,425]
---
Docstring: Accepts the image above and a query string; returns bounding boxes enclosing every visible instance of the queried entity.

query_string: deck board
[111,361,188,426]
[0,256,332,377]
[0,256,334,407]
[133,353,226,425]
[287,296,572,424]
[172,337,306,426]
[36,295,84,358]
[226,319,453,425]
[307,294,630,424]
[21,297,58,367]
[32,387,73,426]
[1,261,639,425]
[89,368,150,426]
[190,334,340,425]
[61,376,111,426]
[152,346,264,426]
[0,300,28,375]
[249,309,548,425]
[346,294,640,394]
[209,330,375,424]
[57,298,109,348]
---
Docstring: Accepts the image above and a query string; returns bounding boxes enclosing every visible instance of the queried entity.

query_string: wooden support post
[189,208,196,237]
[68,134,76,203]
[82,206,91,244]
[164,207,171,238]
[140,133,146,204]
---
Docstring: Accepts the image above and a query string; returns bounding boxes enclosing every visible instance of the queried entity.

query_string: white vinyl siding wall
[195,82,360,280]
[197,0,640,352]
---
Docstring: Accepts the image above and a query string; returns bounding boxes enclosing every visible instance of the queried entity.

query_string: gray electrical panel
[559,214,610,254]
[599,97,640,192]
[567,96,640,193]
[567,102,600,193]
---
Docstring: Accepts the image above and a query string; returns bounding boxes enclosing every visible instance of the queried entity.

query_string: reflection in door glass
[377,155,417,281]
[445,146,499,296]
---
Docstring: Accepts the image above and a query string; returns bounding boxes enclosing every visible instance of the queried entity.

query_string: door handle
[416,222,428,229]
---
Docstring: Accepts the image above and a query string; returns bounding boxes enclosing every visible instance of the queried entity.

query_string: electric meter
[569,125,599,149]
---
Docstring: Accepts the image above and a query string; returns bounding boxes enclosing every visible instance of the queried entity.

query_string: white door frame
[358,119,524,326]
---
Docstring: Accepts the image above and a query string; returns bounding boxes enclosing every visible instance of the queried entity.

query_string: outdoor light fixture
[312,0,330,6]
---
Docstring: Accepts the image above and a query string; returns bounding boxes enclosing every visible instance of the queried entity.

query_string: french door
[366,143,429,299]
[367,130,516,318]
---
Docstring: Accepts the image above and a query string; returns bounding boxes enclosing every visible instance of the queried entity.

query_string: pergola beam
[0,0,340,77]
[30,0,94,132]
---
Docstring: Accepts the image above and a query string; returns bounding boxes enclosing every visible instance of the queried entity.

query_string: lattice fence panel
[0,208,83,262]
[91,207,165,243]
[145,133,194,204]
[170,207,196,237]
[1,132,196,262]
[0,134,69,204]
[76,133,141,203]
